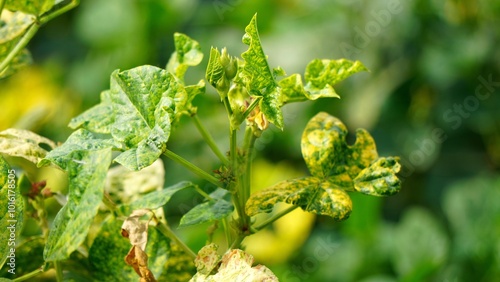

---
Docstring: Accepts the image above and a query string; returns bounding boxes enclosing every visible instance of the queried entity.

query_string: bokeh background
[1,0,500,281]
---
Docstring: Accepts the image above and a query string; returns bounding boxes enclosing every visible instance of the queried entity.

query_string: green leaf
[304,59,368,95]
[43,147,112,261]
[120,181,195,215]
[246,176,352,221]
[179,189,234,227]
[0,11,35,77]
[241,14,283,129]
[89,217,171,281]
[5,0,55,16]
[0,156,24,270]
[68,90,114,133]
[166,33,203,80]
[205,47,226,96]
[354,157,401,196]
[0,128,56,164]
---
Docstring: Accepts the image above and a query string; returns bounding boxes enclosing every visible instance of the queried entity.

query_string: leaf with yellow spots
[246,112,401,220]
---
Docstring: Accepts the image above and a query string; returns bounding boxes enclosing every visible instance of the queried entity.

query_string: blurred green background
[1,0,500,281]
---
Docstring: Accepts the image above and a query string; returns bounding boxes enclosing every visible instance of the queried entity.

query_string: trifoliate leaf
[43,147,112,261]
[167,33,203,80]
[0,128,56,164]
[241,14,283,129]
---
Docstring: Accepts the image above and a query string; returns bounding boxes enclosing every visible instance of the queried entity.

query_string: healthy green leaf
[166,32,203,80]
[179,189,234,227]
[354,157,401,196]
[5,0,55,16]
[0,156,24,270]
[246,176,352,221]
[304,59,367,96]
[43,147,112,261]
[241,14,283,129]
[120,181,195,215]
[0,128,56,164]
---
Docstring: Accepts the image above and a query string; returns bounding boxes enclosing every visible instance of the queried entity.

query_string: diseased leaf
[205,47,225,95]
[5,0,55,16]
[89,217,171,281]
[193,243,220,275]
[0,49,32,79]
[354,157,401,196]
[0,128,56,164]
[179,189,233,227]
[68,90,114,133]
[246,176,352,221]
[121,209,151,251]
[301,112,347,178]
[0,156,24,269]
[43,148,112,261]
[167,33,203,80]
[190,247,278,282]
[241,14,283,129]
[304,59,367,96]
[120,181,195,215]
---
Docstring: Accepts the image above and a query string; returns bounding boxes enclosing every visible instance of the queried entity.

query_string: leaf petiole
[154,219,196,259]
[164,149,221,187]
[12,266,44,282]
[192,114,229,166]
[251,205,299,232]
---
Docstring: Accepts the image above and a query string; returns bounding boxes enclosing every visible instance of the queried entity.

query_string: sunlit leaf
[190,246,278,282]
[5,0,55,16]
[0,156,24,269]
[304,59,367,96]
[179,189,233,227]
[0,128,56,164]
[354,157,401,196]
[166,33,203,80]
[241,14,283,129]
[43,147,112,261]
[246,177,352,221]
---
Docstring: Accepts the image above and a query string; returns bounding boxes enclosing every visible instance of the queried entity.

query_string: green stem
[251,205,299,232]
[0,23,39,75]
[155,221,196,259]
[54,261,63,282]
[221,218,232,247]
[229,234,245,250]
[192,115,228,165]
[241,127,257,206]
[13,267,43,282]
[241,96,262,120]
[39,0,80,24]
[194,185,213,201]
[164,149,220,187]
[102,192,119,214]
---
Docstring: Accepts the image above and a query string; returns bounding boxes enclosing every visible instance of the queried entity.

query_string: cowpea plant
[0,11,401,282]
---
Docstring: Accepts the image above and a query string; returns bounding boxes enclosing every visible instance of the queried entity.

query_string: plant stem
[155,221,196,259]
[54,261,63,282]
[251,205,299,232]
[0,23,39,75]
[39,0,80,24]
[13,267,43,282]
[241,96,262,120]
[241,127,257,207]
[0,0,79,75]
[164,149,220,187]
[192,115,228,165]
[194,185,213,201]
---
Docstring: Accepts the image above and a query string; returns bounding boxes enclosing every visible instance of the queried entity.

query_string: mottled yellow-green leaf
[354,157,401,196]
[246,176,352,221]
[0,128,56,164]
[206,47,225,91]
[241,14,283,129]
[179,189,233,227]
[0,156,24,270]
[304,59,367,96]
[5,0,55,16]
[69,90,114,133]
[301,112,348,178]
[167,33,203,80]
[43,147,112,261]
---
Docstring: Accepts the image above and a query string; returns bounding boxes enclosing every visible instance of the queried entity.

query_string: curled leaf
[121,209,151,251]
[0,128,56,164]
[354,157,401,196]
